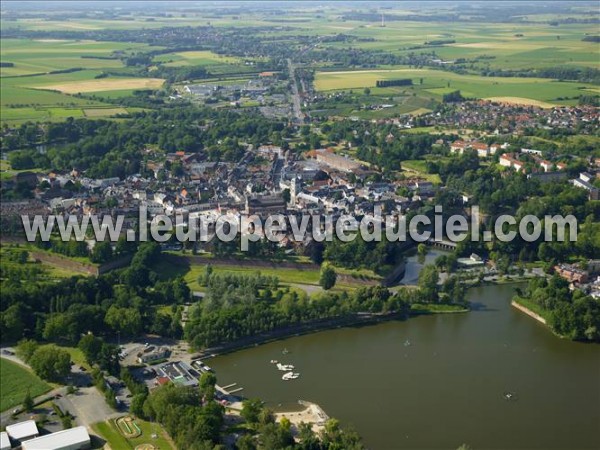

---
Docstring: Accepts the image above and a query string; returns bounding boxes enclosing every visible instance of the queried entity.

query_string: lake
[210,282,600,449]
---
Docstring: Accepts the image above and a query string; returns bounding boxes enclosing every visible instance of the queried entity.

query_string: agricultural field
[154,50,242,67]
[0,39,165,123]
[0,38,156,76]
[36,77,164,94]
[326,21,600,70]
[0,358,52,412]
[314,67,596,106]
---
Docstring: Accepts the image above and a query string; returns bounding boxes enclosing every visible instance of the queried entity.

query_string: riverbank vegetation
[185,265,466,349]
[513,276,600,341]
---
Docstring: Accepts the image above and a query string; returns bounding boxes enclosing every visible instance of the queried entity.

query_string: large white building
[21,426,90,450]
[5,420,39,443]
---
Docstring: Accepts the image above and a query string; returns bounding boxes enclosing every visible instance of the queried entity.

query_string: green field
[92,417,175,450]
[152,255,380,292]
[315,67,595,106]
[0,358,52,412]
[0,38,155,76]
[0,39,164,123]
[154,50,243,67]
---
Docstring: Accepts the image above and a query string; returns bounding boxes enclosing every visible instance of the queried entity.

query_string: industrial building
[21,426,90,450]
[5,420,39,443]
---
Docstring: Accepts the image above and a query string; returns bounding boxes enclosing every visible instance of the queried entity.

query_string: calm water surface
[211,283,600,449]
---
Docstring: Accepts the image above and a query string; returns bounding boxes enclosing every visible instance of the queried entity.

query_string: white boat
[270,359,278,364]
[276,363,295,371]
[282,371,300,380]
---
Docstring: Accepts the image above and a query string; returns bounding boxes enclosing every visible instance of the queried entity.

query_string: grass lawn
[153,255,381,292]
[401,159,443,184]
[92,417,175,450]
[0,358,51,412]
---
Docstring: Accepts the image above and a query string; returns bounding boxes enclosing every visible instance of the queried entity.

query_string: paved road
[287,58,303,124]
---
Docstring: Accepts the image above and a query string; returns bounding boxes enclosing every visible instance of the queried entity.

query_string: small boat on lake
[282,371,300,380]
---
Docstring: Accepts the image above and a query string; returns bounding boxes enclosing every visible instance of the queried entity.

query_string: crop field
[0,38,165,123]
[154,50,242,67]
[314,68,595,105]
[317,20,600,70]
[0,39,156,76]
[0,358,52,412]
[35,77,164,94]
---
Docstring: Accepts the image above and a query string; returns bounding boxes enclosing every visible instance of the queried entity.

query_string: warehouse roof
[5,420,38,440]
[21,426,90,450]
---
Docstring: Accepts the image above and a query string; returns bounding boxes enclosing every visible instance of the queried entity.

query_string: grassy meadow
[0,358,52,412]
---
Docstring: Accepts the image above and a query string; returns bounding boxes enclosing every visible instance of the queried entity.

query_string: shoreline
[511,299,547,325]
[195,305,469,360]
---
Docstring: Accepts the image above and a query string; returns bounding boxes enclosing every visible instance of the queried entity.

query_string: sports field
[0,358,52,412]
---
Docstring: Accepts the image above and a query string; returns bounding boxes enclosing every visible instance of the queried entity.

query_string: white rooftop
[5,420,38,440]
[21,426,90,450]
[0,432,10,450]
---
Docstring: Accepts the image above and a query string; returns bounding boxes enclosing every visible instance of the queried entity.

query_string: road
[287,58,303,124]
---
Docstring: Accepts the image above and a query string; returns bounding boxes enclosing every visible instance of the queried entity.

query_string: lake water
[210,282,600,449]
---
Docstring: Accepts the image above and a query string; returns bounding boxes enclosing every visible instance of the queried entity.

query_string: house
[450,140,468,154]
[499,153,524,172]
[138,346,171,364]
[554,264,589,284]
[471,142,490,158]
[521,148,543,156]
[5,420,39,444]
[572,173,600,200]
[21,426,90,450]
[540,160,554,172]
